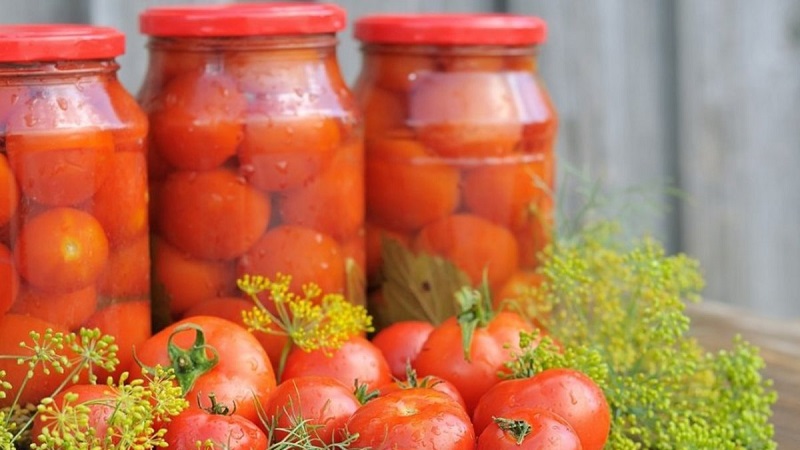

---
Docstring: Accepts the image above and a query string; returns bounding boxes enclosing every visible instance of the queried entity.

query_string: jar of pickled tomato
[139,3,364,330]
[0,25,151,405]
[354,15,557,326]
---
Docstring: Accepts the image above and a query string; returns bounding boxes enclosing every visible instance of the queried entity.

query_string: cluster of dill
[506,221,777,449]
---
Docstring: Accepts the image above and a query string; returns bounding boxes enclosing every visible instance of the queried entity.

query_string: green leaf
[374,237,471,329]
[345,257,367,308]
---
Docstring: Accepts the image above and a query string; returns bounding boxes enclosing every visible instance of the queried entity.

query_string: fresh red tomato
[128,316,276,427]
[281,335,392,390]
[413,310,533,414]
[370,320,434,380]
[263,376,361,445]
[378,370,466,411]
[345,388,475,450]
[31,384,118,446]
[164,394,268,450]
[472,368,611,450]
[476,407,582,450]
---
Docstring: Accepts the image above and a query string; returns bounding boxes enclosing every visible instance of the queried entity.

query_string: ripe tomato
[462,161,550,231]
[149,71,246,171]
[276,140,364,240]
[14,207,109,293]
[263,376,361,445]
[370,320,434,380]
[153,238,237,317]
[96,234,150,299]
[237,225,346,296]
[83,300,151,380]
[91,151,148,246]
[0,242,19,314]
[183,296,288,376]
[164,395,268,450]
[346,388,475,450]
[414,213,519,289]
[359,86,408,139]
[10,285,97,331]
[239,115,340,192]
[409,72,522,158]
[282,335,392,391]
[0,154,19,228]
[365,138,460,233]
[5,129,114,207]
[156,168,270,261]
[476,408,582,450]
[413,311,533,414]
[0,314,71,407]
[379,371,467,411]
[369,52,436,93]
[129,315,276,426]
[31,384,118,446]
[472,368,611,450]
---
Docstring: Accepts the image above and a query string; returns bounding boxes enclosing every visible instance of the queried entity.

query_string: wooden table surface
[687,301,800,448]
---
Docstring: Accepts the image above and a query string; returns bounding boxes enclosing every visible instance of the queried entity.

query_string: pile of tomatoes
[39,306,610,449]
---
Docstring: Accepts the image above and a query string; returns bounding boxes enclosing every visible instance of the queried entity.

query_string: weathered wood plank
[688,301,800,448]
[676,0,800,317]
[508,0,680,250]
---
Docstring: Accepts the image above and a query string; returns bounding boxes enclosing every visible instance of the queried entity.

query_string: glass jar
[0,25,151,405]
[354,15,557,327]
[139,3,364,330]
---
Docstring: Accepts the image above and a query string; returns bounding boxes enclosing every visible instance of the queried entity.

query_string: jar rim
[140,2,346,37]
[0,24,124,62]
[354,14,547,46]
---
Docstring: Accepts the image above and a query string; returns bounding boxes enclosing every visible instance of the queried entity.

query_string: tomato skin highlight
[472,368,611,450]
[476,407,582,450]
[346,388,475,450]
[128,316,277,427]
[282,335,392,391]
[264,375,361,445]
[164,406,268,450]
[31,384,119,446]
[370,320,434,380]
[413,312,533,414]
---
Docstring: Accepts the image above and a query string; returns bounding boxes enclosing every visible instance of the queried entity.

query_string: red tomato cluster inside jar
[354,14,558,324]
[0,25,151,401]
[138,3,364,327]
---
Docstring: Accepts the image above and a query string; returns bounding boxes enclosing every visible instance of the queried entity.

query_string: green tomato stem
[165,323,219,395]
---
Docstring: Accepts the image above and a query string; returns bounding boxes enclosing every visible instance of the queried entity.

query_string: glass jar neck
[0,59,119,85]
[147,33,338,54]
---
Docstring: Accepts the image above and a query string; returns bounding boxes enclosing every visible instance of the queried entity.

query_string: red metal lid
[140,3,346,37]
[0,24,125,62]
[355,14,547,45]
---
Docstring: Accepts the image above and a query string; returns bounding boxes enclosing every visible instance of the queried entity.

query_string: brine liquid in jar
[354,15,558,328]
[0,24,151,406]
[138,3,364,332]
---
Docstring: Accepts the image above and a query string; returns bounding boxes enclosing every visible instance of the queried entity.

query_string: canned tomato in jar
[354,15,557,327]
[138,3,364,328]
[0,24,151,404]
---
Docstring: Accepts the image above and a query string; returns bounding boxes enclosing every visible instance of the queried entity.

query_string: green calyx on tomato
[197,392,235,416]
[165,323,219,395]
[494,417,533,445]
[455,276,495,362]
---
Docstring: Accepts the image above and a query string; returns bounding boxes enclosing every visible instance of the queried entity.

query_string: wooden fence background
[2,0,798,318]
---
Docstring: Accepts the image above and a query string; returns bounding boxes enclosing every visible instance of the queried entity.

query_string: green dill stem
[276,338,293,384]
